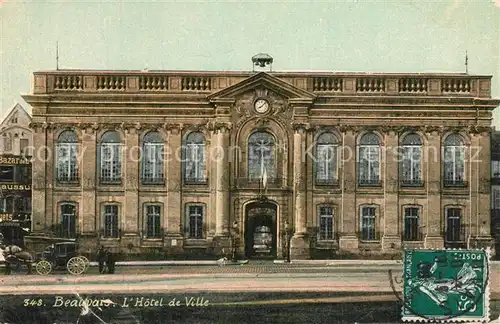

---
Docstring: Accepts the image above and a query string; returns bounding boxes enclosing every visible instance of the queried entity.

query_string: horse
[2,245,33,275]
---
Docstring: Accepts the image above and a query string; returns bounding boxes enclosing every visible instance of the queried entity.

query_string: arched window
[98,131,121,183]
[315,132,338,185]
[357,133,380,185]
[56,130,79,182]
[443,134,466,186]
[59,202,76,238]
[360,205,376,241]
[183,132,206,184]
[247,131,276,182]
[317,205,334,240]
[141,131,164,184]
[399,133,422,186]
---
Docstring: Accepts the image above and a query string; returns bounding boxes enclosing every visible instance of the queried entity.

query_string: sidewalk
[1,259,499,267]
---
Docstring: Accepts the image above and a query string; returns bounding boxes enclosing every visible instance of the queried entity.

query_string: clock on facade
[254,99,270,114]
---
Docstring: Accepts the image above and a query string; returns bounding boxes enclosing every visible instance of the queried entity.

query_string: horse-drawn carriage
[3,239,90,275]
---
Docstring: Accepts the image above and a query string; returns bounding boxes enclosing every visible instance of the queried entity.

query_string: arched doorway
[244,201,277,259]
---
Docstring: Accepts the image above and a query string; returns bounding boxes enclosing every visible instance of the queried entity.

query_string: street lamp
[231,221,239,262]
[284,220,291,263]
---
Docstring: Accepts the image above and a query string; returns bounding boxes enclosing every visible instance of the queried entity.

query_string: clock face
[254,99,270,113]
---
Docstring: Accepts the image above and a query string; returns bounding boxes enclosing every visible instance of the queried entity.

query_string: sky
[0,0,499,124]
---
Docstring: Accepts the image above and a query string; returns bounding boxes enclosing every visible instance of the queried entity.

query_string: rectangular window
[3,137,12,151]
[446,208,462,242]
[186,204,203,239]
[57,144,79,182]
[492,161,500,179]
[103,205,119,238]
[184,144,206,183]
[100,144,121,183]
[146,205,162,238]
[142,143,164,184]
[360,206,376,240]
[358,146,380,185]
[316,145,337,184]
[444,146,465,185]
[61,204,76,238]
[404,207,420,241]
[318,206,334,240]
[400,146,422,185]
[493,188,500,210]
[20,139,29,155]
[0,166,14,182]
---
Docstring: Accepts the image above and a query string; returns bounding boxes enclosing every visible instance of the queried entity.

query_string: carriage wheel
[35,260,52,275]
[67,257,86,275]
[79,256,90,271]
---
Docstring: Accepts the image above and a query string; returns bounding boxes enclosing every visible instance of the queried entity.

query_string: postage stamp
[402,248,490,323]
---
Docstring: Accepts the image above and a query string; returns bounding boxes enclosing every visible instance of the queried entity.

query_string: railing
[32,71,491,98]
[50,224,77,239]
[444,225,466,243]
[99,176,122,185]
[358,179,382,186]
[315,178,339,186]
[141,177,165,185]
[399,179,424,187]
[357,230,381,242]
[56,173,80,183]
[183,176,208,185]
[402,231,424,242]
[444,179,468,187]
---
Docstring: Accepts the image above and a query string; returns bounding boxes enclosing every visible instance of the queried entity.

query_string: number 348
[23,299,43,307]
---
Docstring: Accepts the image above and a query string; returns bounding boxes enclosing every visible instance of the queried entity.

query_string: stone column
[80,124,97,234]
[290,123,309,259]
[382,127,400,250]
[215,123,231,236]
[30,123,47,233]
[122,124,140,250]
[425,127,444,248]
[338,126,358,252]
[164,124,183,251]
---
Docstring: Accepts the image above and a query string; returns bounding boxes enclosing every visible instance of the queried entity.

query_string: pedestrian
[106,250,115,274]
[97,246,107,274]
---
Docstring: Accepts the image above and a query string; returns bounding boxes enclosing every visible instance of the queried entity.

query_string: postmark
[401,248,490,322]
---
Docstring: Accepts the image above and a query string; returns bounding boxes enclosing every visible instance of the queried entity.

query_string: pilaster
[80,124,97,234]
[425,127,444,248]
[30,122,47,233]
[46,127,55,228]
[471,128,493,244]
[339,126,358,252]
[124,124,140,235]
[164,124,183,243]
[382,127,400,250]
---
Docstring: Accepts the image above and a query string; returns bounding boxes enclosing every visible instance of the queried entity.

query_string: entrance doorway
[244,201,277,259]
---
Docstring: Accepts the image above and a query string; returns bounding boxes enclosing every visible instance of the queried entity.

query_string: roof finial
[465,50,468,74]
[56,41,59,70]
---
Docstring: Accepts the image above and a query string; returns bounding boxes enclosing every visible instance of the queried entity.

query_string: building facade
[491,131,500,258]
[0,103,33,246]
[23,69,499,259]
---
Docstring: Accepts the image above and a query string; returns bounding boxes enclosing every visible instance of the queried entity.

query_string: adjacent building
[0,103,33,246]
[23,64,499,259]
[491,131,500,258]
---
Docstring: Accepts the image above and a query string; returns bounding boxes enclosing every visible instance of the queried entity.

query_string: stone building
[0,103,32,246]
[491,131,500,258]
[23,65,499,259]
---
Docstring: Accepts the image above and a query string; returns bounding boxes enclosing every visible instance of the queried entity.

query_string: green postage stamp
[402,248,490,322]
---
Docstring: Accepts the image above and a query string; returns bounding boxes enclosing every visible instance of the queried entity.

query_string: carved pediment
[208,72,316,101]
